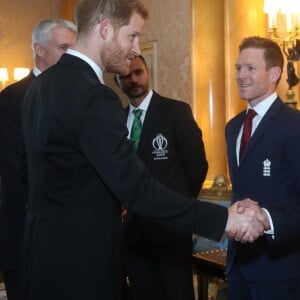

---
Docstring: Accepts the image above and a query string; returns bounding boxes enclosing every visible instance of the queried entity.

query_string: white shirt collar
[128,89,153,114]
[32,67,41,77]
[126,90,153,136]
[248,92,277,118]
[236,92,278,165]
[66,49,104,84]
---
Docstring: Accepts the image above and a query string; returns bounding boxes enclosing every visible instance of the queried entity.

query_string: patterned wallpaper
[0,0,192,106]
[0,0,62,86]
[141,0,192,106]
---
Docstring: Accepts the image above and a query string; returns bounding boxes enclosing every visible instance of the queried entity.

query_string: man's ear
[146,66,151,81]
[34,43,45,58]
[270,66,281,83]
[99,18,114,40]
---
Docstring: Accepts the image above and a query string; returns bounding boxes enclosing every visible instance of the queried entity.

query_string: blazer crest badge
[152,133,169,160]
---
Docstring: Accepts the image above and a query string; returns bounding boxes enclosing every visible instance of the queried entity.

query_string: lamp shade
[14,68,30,81]
[0,68,8,82]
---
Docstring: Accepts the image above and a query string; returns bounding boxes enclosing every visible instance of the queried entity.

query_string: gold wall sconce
[0,68,9,89]
[13,68,30,81]
[264,0,300,108]
[0,67,30,91]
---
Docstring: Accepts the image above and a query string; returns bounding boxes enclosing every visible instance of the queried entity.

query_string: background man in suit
[115,55,208,300]
[226,36,300,300]
[0,18,76,300]
[19,1,268,299]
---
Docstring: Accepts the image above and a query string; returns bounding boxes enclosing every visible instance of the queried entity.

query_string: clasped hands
[225,199,270,243]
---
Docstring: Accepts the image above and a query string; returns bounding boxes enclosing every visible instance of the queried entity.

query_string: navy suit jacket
[225,98,300,281]
[0,71,35,269]
[19,53,227,300]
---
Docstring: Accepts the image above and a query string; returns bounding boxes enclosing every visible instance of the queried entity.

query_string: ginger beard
[102,36,134,76]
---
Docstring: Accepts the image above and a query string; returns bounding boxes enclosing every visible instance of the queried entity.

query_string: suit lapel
[227,111,245,172]
[137,92,162,155]
[239,98,283,164]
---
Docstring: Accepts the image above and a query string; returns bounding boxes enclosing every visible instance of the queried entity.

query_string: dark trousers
[228,261,300,300]
[2,269,19,300]
[124,240,195,300]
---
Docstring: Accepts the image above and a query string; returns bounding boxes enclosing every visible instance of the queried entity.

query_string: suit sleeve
[265,113,300,245]
[71,86,227,241]
[174,103,208,197]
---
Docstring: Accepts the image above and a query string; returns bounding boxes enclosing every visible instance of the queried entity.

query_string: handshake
[225,199,270,243]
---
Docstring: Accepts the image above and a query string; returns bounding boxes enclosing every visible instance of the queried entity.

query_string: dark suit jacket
[125,92,208,244]
[225,98,300,281]
[136,92,207,197]
[19,54,227,300]
[0,71,35,270]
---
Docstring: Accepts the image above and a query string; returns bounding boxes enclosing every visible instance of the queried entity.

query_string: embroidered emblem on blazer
[263,159,271,177]
[152,133,169,160]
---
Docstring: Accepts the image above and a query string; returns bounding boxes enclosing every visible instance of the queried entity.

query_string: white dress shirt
[236,92,278,237]
[32,66,41,77]
[66,49,104,84]
[126,90,153,137]
[236,92,277,165]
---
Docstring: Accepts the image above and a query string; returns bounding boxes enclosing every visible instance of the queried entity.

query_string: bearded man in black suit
[115,55,208,300]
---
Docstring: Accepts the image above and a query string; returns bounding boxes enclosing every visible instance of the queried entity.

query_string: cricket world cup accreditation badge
[152,133,169,160]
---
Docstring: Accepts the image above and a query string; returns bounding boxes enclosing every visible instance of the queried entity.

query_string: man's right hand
[225,199,269,243]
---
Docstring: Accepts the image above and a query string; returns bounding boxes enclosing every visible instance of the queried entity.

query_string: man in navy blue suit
[0,19,76,300]
[226,36,300,300]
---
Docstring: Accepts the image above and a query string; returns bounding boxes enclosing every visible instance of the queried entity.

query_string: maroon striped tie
[239,109,257,159]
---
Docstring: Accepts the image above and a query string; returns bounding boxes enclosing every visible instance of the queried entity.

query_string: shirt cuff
[262,208,274,238]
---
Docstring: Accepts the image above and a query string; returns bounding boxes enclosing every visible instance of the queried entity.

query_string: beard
[124,84,148,99]
[102,38,131,75]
